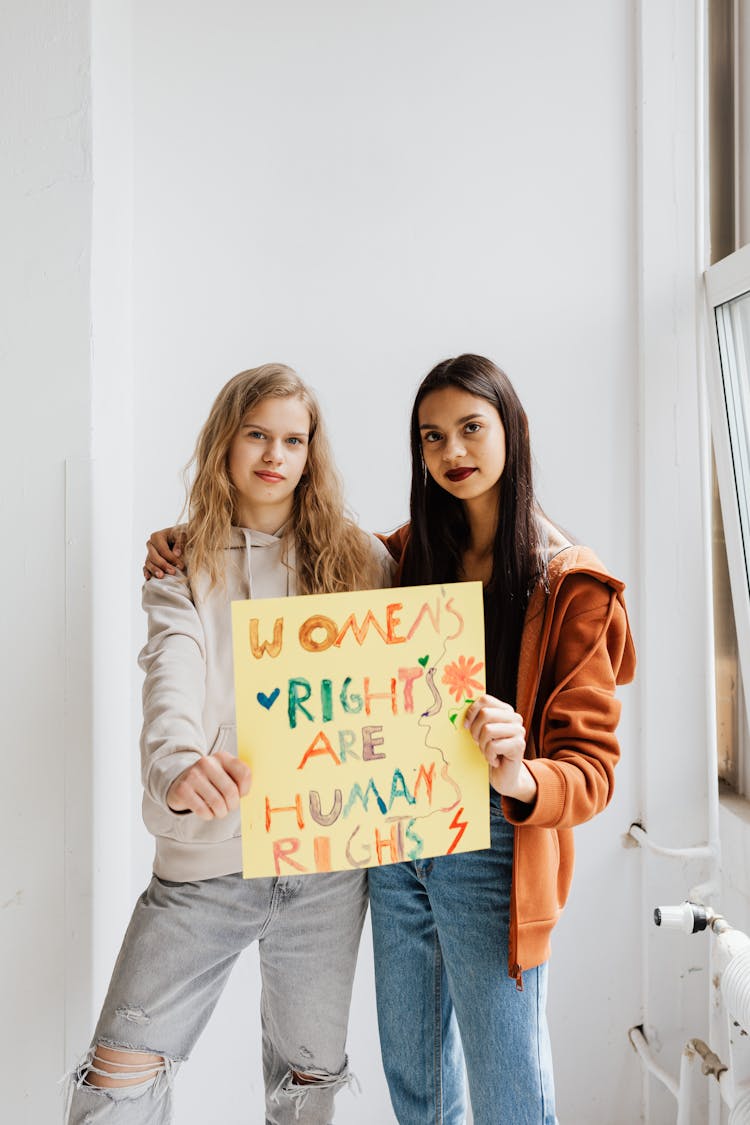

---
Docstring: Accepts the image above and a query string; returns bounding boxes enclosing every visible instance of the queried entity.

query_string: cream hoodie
[139,526,394,881]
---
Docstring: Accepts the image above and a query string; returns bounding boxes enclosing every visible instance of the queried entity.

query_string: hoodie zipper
[506,553,570,990]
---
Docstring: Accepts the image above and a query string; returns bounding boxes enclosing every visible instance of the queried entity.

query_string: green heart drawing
[418,654,429,667]
[449,699,474,727]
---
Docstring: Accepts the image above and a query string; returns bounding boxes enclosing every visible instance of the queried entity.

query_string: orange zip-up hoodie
[379,520,636,985]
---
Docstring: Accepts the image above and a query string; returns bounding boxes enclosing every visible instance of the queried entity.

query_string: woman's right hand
[166,750,252,819]
[144,526,185,579]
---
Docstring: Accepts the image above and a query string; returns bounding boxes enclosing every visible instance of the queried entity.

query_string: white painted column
[90,0,138,1006]
[636,2,715,1122]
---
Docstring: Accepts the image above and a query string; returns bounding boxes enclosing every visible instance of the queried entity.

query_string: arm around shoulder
[367,531,398,589]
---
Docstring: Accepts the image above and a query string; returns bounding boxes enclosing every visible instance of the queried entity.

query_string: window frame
[705,242,750,755]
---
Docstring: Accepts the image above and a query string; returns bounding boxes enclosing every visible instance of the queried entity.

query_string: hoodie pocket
[207,723,236,757]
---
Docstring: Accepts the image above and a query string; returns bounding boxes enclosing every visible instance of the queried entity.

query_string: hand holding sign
[166,751,252,820]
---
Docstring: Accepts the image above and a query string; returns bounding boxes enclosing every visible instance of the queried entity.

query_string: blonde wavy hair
[184,363,381,593]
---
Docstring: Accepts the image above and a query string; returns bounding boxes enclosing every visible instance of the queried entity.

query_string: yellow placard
[231,581,489,877]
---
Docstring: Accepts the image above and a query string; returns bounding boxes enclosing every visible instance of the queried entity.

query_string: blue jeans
[368,795,556,1125]
[66,870,367,1124]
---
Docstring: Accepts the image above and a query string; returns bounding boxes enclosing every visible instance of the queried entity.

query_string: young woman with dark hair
[367,354,635,1124]
[399,353,543,705]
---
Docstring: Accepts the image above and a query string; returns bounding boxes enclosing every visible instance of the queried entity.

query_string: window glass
[705,247,750,795]
[715,290,750,598]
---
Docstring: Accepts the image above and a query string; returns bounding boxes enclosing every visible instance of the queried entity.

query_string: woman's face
[418,385,506,507]
[227,395,311,530]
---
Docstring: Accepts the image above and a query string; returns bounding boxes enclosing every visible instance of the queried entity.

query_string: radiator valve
[654,902,714,934]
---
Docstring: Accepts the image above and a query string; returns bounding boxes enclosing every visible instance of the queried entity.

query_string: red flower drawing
[441,655,485,703]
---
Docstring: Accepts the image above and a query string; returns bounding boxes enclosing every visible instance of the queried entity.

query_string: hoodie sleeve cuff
[501,759,567,826]
[147,750,203,812]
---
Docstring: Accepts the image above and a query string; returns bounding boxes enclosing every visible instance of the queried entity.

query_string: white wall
[0,3,94,1122]
[2,2,718,1123]
[128,2,641,1122]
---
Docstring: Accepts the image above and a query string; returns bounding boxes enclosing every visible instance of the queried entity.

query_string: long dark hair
[400,354,544,703]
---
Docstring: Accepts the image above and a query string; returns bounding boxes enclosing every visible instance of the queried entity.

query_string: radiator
[630,902,750,1124]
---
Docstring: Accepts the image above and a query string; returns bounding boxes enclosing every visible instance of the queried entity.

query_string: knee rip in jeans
[64,1043,178,1118]
[271,1056,359,1117]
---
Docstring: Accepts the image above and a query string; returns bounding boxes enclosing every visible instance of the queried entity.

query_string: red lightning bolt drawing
[446,806,468,854]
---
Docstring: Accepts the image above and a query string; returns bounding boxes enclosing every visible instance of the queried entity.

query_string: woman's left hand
[464,694,537,804]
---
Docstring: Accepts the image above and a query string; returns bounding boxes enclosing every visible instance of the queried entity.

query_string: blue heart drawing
[257,688,280,710]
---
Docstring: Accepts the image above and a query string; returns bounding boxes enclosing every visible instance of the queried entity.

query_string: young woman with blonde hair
[67,364,392,1125]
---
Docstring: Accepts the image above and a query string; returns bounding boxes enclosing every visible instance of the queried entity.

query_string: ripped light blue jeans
[66,869,367,1124]
[368,793,556,1125]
